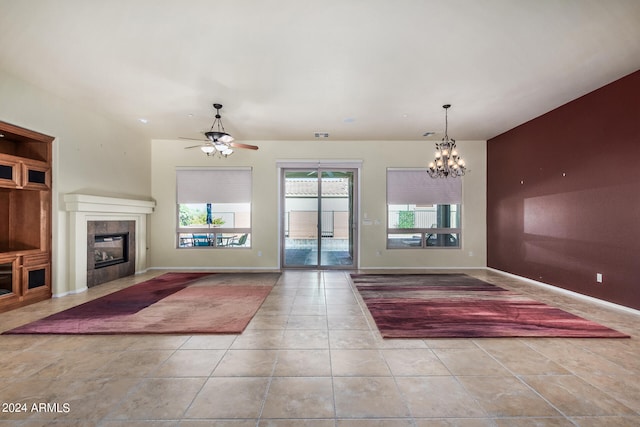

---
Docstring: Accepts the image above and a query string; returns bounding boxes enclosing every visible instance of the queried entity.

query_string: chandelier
[202,103,235,157]
[427,104,467,178]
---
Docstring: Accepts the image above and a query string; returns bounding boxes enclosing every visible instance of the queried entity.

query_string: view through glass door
[282,169,356,268]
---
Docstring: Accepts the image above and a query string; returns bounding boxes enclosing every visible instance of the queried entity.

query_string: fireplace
[63,194,155,295]
[87,221,136,288]
[94,233,129,268]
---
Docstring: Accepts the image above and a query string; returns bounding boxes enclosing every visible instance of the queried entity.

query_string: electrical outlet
[596,273,603,283]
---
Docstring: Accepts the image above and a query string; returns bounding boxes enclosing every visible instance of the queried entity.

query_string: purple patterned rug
[352,274,629,338]
[4,273,279,335]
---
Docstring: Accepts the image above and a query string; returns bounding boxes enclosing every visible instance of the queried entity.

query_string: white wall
[1,66,486,292]
[151,138,486,269]
[0,69,152,295]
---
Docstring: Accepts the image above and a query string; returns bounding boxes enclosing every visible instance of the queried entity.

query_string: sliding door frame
[277,161,361,270]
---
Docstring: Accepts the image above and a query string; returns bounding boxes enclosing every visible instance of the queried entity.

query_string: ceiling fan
[181,103,258,157]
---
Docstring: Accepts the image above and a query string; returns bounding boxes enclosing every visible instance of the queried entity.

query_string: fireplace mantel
[64,194,156,214]
[63,194,155,294]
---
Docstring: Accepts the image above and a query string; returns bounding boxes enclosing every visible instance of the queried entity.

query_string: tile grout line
[323,271,340,423]
[472,338,576,423]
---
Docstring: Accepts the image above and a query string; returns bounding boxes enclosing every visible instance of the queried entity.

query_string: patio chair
[192,234,211,246]
[228,233,248,247]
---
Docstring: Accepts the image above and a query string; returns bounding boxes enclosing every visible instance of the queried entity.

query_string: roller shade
[176,167,252,204]
[387,168,461,205]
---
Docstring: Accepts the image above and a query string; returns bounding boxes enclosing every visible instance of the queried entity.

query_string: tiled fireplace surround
[87,220,135,288]
[64,194,155,294]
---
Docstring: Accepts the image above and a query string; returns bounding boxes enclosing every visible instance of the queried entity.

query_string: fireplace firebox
[94,233,129,268]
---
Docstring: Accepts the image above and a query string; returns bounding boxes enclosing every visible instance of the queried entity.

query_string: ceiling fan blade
[184,144,205,149]
[179,136,206,141]
[230,142,259,150]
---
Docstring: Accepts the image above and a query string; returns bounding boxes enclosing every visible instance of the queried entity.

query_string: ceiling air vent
[314,132,329,138]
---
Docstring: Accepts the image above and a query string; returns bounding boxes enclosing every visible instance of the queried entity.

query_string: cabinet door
[0,157,20,189]
[0,255,19,304]
[21,253,50,298]
[21,160,50,190]
[21,263,50,299]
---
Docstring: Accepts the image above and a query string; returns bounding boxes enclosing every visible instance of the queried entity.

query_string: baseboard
[53,286,88,298]
[356,266,483,270]
[147,266,281,272]
[487,267,640,316]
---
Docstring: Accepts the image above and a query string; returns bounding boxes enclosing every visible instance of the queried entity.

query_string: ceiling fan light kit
[182,103,258,158]
[427,104,467,178]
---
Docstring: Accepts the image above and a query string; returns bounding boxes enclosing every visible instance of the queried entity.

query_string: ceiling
[1,0,639,142]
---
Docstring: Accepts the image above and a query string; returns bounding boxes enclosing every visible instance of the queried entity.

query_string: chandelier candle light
[427,104,467,178]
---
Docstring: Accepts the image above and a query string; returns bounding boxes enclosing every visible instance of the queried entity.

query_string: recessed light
[0,133,4,138]
[138,118,148,124]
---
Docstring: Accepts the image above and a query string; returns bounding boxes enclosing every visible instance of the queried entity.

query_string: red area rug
[352,274,629,338]
[4,272,278,335]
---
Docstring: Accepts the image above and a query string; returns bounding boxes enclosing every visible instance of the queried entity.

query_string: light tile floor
[0,269,639,426]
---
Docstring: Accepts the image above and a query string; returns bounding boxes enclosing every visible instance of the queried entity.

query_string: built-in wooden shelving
[0,120,53,312]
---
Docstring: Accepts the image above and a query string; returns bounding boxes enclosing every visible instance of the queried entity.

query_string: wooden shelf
[0,120,52,162]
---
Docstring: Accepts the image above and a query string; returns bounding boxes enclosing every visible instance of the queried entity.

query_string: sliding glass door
[282,169,357,268]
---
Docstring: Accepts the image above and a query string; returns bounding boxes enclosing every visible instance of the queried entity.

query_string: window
[176,167,252,248]
[387,168,461,249]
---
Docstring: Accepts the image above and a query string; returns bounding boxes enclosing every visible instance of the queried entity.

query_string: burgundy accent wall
[487,70,640,310]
